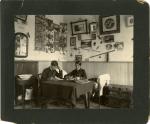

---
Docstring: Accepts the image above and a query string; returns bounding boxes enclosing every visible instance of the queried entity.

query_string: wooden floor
[14,99,112,109]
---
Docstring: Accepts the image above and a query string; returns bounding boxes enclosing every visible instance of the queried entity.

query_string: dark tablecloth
[41,80,94,104]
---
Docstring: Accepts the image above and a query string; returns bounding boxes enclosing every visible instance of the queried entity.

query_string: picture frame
[15,32,28,57]
[99,15,120,34]
[106,44,113,50]
[126,16,134,27]
[91,33,97,40]
[71,20,88,35]
[103,35,114,43]
[77,34,81,40]
[60,23,67,33]
[70,37,76,47]
[75,55,82,62]
[53,23,60,32]
[89,22,97,33]
[114,42,124,50]
[15,15,27,22]
[81,39,92,48]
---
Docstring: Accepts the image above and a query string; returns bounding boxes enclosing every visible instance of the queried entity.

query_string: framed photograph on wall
[71,20,88,35]
[75,55,82,62]
[99,15,120,34]
[70,37,76,47]
[15,32,28,57]
[114,42,124,50]
[77,34,81,40]
[89,22,97,33]
[126,16,134,27]
[91,33,97,40]
[81,39,92,48]
[106,44,113,50]
[103,35,114,43]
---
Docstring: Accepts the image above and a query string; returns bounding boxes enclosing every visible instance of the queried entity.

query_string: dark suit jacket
[41,67,63,81]
[65,68,87,79]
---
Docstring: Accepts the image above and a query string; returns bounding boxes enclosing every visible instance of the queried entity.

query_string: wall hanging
[60,23,67,33]
[70,37,76,47]
[71,20,88,35]
[89,22,97,33]
[106,44,113,50]
[99,15,120,34]
[77,34,81,40]
[114,42,124,50]
[15,32,28,57]
[126,16,134,27]
[75,55,82,62]
[81,39,92,48]
[103,35,114,43]
[35,16,51,51]
[91,33,97,40]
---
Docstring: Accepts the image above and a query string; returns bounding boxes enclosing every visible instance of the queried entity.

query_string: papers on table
[74,79,90,84]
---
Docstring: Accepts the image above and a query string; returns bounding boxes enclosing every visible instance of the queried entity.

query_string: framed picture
[53,23,60,32]
[75,55,82,62]
[15,32,28,57]
[77,34,81,40]
[99,15,120,34]
[126,16,134,27]
[15,15,27,22]
[91,33,97,40]
[103,35,114,43]
[60,23,67,33]
[106,44,113,50]
[71,20,88,35]
[70,37,76,47]
[89,22,97,33]
[81,39,92,48]
[114,42,124,50]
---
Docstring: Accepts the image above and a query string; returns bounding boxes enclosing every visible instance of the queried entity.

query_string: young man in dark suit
[41,60,63,81]
[65,61,87,80]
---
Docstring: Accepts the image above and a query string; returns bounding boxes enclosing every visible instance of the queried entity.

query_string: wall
[63,15,106,61]
[109,15,133,61]
[64,15,133,62]
[15,15,133,62]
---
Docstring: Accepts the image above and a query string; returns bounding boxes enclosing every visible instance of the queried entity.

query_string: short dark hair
[51,61,58,67]
[75,61,81,66]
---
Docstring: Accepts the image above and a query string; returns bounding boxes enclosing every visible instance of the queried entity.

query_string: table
[40,80,95,108]
[15,76,38,107]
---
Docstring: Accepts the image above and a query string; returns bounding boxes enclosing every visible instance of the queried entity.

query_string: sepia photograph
[14,15,133,109]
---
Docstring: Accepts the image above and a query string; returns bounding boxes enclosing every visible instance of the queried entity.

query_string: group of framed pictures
[70,20,97,36]
[70,15,120,48]
[70,15,120,36]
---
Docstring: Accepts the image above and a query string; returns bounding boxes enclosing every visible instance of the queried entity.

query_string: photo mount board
[1,0,149,124]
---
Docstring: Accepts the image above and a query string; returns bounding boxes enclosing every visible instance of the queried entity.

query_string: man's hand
[57,66,62,71]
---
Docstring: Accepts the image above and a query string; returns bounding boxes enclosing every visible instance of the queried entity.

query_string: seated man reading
[41,60,63,81]
[65,61,87,80]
